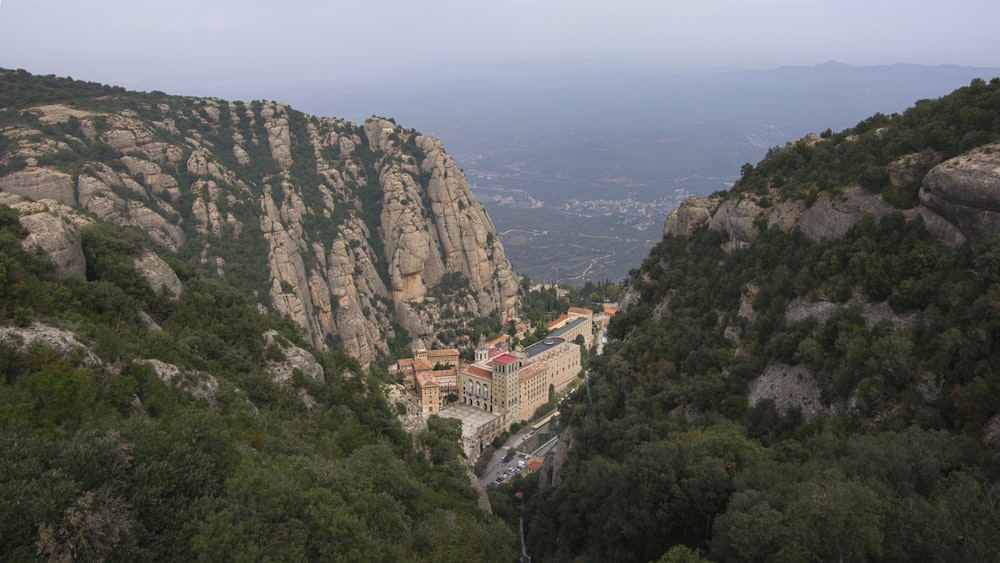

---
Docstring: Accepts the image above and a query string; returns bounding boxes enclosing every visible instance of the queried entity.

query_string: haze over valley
[275,62,1000,282]
[4,0,1000,560]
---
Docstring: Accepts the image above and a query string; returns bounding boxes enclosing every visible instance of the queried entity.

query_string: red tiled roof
[493,353,519,365]
[568,307,593,316]
[415,372,439,389]
[547,314,569,329]
[466,364,492,378]
[487,334,510,348]
[526,457,544,471]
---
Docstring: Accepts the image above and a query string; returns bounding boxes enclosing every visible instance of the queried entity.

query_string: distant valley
[461,122,781,282]
[190,62,1000,283]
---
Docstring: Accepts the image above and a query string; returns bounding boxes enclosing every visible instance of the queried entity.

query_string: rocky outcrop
[262,330,325,385]
[138,359,219,405]
[677,141,1000,251]
[797,188,896,241]
[1,94,519,369]
[0,322,101,366]
[920,142,1000,239]
[0,194,91,278]
[748,363,827,420]
[0,167,76,206]
[663,196,719,237]
[984,414,1000,450]
[368,122,521,345]
[785,297,916,330]
[132,250,182,299]
[383,383,428,437]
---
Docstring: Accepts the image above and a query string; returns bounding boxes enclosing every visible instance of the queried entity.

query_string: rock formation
[666,142,1000,248]
[663,196,719,238]
[0,322,101,366]
[0,89,521,368]
[0,194,92,278]
[920,142,1000,239]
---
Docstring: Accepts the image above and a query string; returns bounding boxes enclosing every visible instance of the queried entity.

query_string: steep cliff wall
[0,81,521,367]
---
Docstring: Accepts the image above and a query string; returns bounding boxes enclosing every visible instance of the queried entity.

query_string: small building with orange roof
[415,371,441,413]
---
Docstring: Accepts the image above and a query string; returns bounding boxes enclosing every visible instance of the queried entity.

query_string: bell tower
[491,353,521,417]
[475,333,488,363]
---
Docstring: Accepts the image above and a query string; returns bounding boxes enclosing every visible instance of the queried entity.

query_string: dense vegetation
[732,77,1000,208]
[518,80,1000,561]
[0,212,517,561]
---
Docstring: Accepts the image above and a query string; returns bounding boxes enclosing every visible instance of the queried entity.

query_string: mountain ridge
[518,77,1000,562]
[0,69,521,367]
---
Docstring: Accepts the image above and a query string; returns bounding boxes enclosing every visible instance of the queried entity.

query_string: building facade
[458,333,581,425]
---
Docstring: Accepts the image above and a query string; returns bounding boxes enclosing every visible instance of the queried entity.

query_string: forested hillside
[519,79,1000,561]
[0,71,520,561]
[0,204,517,560]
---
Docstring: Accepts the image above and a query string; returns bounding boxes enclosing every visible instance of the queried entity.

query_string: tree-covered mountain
[0,69,521,368]
[517,79,1000,561]
[0,71,521,560]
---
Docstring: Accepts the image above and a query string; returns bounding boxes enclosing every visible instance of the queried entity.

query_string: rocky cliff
[664,140,1000,248]
[0,71,520,366]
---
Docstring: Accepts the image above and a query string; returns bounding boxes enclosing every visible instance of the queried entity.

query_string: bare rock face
[414,134,520,318]
[383,383,428,437]
[138,359,219,405]
[748,363,827,420]
[0,322,101,366]
[1,97,520,370]
[663,196,719,237]
[785,297,916,330]
[798,187,897,241]
[668,142,1000,255]
[262,330,325,385]
[920,143,1000,239]
[261,102,293,168]
[361,120,521,347]
[76,171,186,252]
[0,194,91,278]
[132,250,182,299]
[709,197,764,247]
[0,167,76,206]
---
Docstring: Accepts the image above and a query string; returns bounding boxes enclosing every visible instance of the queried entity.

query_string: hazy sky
[2,0,999,98]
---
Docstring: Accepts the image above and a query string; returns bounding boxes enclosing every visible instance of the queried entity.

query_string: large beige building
[393,310,589,460]
[458,332,581,425]
[391,352,458,413]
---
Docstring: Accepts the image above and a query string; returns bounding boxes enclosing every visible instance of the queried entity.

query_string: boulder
[132,250,182,299]
[920,142,1000,239]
